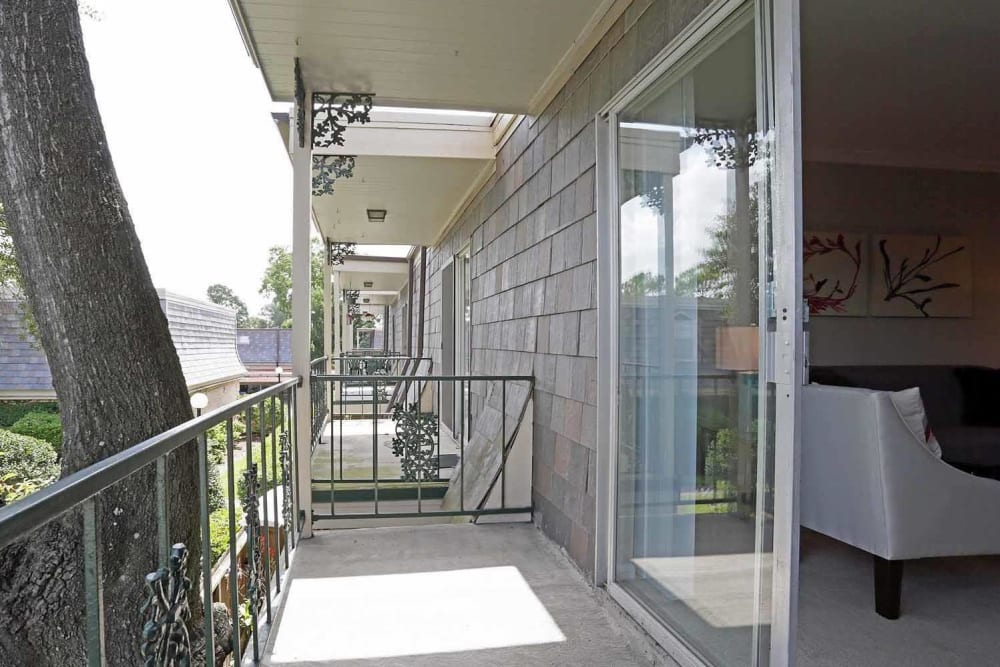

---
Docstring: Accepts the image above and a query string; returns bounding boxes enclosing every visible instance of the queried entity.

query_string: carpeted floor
[797,530,1000,666]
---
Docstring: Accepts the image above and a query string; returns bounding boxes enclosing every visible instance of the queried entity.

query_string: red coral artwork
[804,232,867,316]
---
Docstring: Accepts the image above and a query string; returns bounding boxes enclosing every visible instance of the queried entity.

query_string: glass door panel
[613,10,775,666]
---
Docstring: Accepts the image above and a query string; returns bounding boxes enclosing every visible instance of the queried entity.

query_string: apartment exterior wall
[419,0,714,575]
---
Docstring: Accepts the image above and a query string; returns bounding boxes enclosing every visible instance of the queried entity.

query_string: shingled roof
[0,291,247,399]
[236,328,292,366]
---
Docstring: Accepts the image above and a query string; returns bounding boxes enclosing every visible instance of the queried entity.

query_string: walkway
[262,523,642,666]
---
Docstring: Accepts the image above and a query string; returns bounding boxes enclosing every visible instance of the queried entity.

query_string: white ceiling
[802,0,1000,171]
[231,0,619,113]
[314,155,491,245]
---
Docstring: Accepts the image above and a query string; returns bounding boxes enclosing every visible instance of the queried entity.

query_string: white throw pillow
[889,387,942,458]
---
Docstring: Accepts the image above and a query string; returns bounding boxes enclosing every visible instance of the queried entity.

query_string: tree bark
[0,2,201,664]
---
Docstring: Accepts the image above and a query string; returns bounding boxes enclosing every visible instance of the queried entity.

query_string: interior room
[798,1,1000,664]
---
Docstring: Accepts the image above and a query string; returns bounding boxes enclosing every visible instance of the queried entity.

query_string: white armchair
[801,384,1000,618]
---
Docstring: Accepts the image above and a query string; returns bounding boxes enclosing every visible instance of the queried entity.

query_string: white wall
[806,162,1000,367]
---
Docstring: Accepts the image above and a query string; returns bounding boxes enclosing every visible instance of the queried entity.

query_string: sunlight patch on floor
[268,566,566,662]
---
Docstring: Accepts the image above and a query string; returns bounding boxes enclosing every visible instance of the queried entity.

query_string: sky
[80,0,294,314]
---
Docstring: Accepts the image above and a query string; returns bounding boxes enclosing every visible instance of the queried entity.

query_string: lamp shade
[715,326,759,371]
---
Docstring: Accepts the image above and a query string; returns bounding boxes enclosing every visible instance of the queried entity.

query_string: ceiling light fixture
[367,209,387,223]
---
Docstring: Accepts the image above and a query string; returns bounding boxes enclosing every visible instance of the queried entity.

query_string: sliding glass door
[599,2,801,665]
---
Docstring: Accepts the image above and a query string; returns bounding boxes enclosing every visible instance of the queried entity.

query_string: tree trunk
[0,2,201,664]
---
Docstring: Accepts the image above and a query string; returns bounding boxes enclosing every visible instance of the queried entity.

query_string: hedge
[0,401,58,429]
[0,429,59,506]
[10,412,62,453]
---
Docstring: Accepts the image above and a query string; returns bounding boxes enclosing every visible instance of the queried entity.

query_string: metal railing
[0,378,304,666]
[310,356,329,446]
[331,353,431,379]
[311,373,533,522]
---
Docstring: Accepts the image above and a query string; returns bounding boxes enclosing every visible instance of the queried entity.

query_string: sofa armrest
[802,385,890,556]
[873,394,1000,560]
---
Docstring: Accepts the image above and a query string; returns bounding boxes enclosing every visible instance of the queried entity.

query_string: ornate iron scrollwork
[279,433,293,537]
[327,240,357,265]
[294,58,306,149]
[390,402,440,482]
[313,156,356,197]
[692,116,758,169]
[140,544,193,666]
[312,92,374,148]
[242,464,265,617]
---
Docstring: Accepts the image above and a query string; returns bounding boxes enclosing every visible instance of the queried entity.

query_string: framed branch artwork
[804,231,868,316]
[869,234,972,318]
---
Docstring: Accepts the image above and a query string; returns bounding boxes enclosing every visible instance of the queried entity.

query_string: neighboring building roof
[157,290,247,391]
[237,328,292,366]
[0,300,54,395]
[0,291,247,399]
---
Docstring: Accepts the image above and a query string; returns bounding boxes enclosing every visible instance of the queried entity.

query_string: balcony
[0,359,638,666]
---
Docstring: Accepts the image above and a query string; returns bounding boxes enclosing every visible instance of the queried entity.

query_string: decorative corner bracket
[327,241,357,266]
[312,92,374,148]
[294,58,306,149]
[312,155,356,197]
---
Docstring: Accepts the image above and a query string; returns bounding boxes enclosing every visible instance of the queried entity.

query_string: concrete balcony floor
[262,523,641,666]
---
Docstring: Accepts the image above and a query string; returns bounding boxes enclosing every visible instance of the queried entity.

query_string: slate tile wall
[419,0,714,575]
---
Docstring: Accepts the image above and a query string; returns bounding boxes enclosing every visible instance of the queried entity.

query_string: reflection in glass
[614,15,774,666]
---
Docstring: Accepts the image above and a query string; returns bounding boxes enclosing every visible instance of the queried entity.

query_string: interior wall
[806,161,1000,367]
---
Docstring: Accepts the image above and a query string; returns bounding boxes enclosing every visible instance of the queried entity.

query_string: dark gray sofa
[810,365,1000,471]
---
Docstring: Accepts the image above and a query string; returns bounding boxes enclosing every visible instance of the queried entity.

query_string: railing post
[82,498,105,667]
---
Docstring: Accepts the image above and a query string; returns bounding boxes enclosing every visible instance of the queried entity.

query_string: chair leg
[873,555,903,619]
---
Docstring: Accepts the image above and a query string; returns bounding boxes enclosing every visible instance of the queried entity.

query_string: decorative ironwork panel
[312,92,374,148]
[279,433,293,535]
[294,58,306,149]
[327,240,357,265]
[390,403,440,482]
[140,544,193,666]
[313,156,355,197]
[242,464,265,617]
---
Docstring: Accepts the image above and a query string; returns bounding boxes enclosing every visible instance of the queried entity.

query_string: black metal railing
[0,378,304,666]
[332,353,431,379]
[310,374,533,522]
[310,356,329,446]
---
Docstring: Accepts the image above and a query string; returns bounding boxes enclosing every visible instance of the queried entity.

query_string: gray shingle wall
[0,300,53,393]
[421,0,714,575]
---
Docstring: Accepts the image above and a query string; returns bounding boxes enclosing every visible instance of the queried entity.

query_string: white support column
[332,270,342,401]
[323,259,332,361]
[291,92,313,537]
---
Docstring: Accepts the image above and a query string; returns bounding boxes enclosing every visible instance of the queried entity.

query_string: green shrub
[10,412,62,453]
[0,401,58,429]
[235,433,284,502]
[207,465,225,514]
[208,505,244,563]
[0,430,59,506]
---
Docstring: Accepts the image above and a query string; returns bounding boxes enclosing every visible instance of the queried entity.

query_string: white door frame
[593,0,802,664]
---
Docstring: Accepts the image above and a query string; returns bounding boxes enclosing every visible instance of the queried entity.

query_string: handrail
[0,377,300,551]
[316,374,533,382]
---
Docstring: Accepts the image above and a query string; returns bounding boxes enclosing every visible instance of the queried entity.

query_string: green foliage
[206,283,250,327]
[206,416,247,464]
[235,430,284,502]
[208,505,244,563]
[0,430,59,506]
[0,401,58,429]
[10,412,62,453]
[621,271,668,297]
[705,427,737,485]
[258,239,326,357]
[207,465,225,514]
